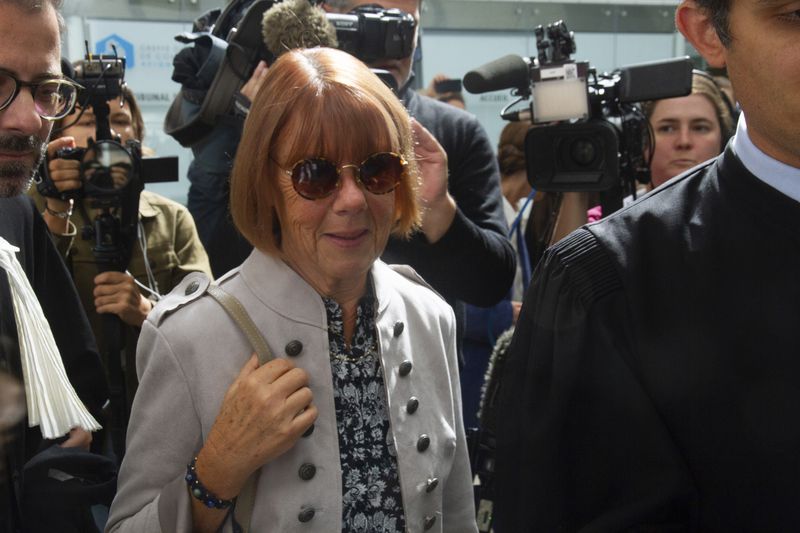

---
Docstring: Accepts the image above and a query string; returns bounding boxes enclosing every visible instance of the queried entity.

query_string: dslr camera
[464,21,693,210]
[37,51,177,270]
[39,55,177,207]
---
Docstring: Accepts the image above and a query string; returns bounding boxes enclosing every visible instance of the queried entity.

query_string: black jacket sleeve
[385,91,515,307]
[495,229,696,532]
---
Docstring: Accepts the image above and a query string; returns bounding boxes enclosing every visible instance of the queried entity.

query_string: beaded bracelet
[185,456,236,509]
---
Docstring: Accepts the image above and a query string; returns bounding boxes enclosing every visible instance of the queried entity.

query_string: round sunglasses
[279,152,407,200]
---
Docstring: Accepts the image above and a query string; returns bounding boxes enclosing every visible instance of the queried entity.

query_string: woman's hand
[195,355,317,500]
[411,119,456,243]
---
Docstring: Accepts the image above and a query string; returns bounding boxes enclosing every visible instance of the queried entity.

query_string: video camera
[166,0,416,147]
[326,5,416,63]
[464,21,693,209]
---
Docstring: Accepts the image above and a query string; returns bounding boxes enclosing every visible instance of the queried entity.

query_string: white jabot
[731,113,800,203]
[0,237,101,439]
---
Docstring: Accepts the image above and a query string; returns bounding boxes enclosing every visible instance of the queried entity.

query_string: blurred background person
[107,47,476,533]
[462,120,593,428]
[462,121,531,428]
[422,73,467,110]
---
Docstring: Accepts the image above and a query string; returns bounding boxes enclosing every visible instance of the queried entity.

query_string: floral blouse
[323,288,406,533]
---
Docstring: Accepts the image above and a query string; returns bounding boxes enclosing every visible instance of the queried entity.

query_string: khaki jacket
[106,251,477,533]
[30,189,212,403]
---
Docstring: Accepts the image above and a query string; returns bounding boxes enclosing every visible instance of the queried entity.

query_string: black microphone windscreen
[261,0,338,60]
[463,54,530,94]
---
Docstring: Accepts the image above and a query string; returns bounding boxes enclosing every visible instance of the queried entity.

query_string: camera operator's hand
[93,271,153,327]
[411,118,456,244]
[240,60,269,104]
[41,137,81,234]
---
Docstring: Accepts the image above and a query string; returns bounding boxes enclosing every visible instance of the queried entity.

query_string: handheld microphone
[463,54,530,94]
[261,0,338,60]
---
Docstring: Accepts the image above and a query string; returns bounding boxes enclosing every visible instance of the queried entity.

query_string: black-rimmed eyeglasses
[0,70,82,121]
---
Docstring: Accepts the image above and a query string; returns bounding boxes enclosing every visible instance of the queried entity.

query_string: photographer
[30,84,212,409]
[423,73,466,110]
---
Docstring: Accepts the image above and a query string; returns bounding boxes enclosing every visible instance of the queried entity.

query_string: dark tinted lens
[360,153,404,194]
[291,158,339,199]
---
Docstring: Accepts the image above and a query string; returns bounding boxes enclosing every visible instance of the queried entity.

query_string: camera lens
[569,138,597,167]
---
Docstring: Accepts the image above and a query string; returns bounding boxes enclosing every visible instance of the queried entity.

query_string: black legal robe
[496,147,800,532]
[0,195,108,533]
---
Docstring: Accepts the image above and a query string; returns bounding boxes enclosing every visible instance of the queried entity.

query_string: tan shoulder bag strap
[206,284,273,533]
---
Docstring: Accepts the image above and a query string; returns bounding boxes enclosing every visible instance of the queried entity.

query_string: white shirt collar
[730,113,800,203]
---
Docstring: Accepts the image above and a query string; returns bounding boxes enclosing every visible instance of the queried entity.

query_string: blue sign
[95,34,135,69]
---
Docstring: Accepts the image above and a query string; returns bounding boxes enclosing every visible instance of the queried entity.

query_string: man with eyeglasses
[0,1,108,531]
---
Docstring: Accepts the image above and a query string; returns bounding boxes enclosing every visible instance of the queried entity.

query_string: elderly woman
[106,47,476,533]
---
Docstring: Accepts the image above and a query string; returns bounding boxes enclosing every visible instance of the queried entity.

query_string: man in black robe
[0,1,109,531]
[495,0,800,530]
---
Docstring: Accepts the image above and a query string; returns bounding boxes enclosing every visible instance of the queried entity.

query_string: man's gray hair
[0,0,65,34]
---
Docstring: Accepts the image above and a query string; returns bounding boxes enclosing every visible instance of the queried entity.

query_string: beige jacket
[30,189,212,406]
[106,250,477,533]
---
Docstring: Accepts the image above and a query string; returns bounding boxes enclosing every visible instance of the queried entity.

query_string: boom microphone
[261,0,338,60]
[463,54,531,94]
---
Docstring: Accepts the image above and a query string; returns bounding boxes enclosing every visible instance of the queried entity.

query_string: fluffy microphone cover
[262,0,338,59]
